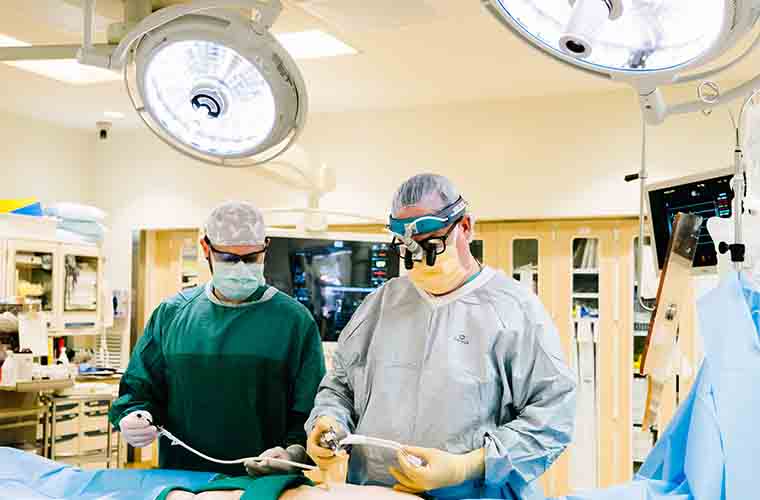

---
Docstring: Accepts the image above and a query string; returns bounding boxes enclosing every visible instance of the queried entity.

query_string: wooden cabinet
[477,218,701,498]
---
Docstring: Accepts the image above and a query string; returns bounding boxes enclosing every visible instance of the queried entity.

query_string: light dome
[485,0,741,80]
[126,10,307,167]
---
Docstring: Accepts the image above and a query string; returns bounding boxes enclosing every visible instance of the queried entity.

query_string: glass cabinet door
[14,250,55,312]
[63,254,99,312]
[512,239,539,294]
[569,237,600,490]
[572,238,599,319]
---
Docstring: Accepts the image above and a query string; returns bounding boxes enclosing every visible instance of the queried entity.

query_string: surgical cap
[204,201,266,246]
[391,174,461,216]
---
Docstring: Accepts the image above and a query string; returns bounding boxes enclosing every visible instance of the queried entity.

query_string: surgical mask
[408,229,469,295]
[212,261,266,301]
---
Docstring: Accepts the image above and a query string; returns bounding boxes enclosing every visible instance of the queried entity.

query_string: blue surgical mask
[212,261,266,301]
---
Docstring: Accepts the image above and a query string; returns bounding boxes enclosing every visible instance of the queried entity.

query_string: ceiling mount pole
[108,0,153,43]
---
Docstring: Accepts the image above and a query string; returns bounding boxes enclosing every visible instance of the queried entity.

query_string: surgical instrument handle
[319,428,341,453]
[339,434,425,468]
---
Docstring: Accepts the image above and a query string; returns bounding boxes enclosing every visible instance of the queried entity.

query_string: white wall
[91,88,738,291]
[91,131,308,290]
[299,89,736,221]
[0,109,94,205]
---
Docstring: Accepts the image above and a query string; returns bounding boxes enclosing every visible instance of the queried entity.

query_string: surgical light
[120,2,307,166]
[484,0,760,309]
[483,0,760,124]
[139,39,276,158]
[492,0,725,72]
[0,0,307,167]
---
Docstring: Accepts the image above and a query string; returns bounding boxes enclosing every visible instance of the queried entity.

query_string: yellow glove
[306,416,346,469]
[389,446,486,494]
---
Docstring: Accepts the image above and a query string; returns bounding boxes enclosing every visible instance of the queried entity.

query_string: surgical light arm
[102,0,284,70]
[0,0,284,70]
[639,73,760,125]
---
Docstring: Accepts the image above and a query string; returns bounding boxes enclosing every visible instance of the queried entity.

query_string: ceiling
[1,0,760,130]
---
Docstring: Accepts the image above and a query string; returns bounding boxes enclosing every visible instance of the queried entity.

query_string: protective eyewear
[204,236,269,265]
[391,218,461,269]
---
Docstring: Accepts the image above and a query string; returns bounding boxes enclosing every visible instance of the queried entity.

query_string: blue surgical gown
[307,267,578,499]
[553,271,760,500]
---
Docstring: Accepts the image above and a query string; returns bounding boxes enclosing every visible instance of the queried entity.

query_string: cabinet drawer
[83,400,109,410]
[53,413,79,437]
[81,430,110,452]
[54,433,79,456]
[82,410,109,433]
[54,402,80,416]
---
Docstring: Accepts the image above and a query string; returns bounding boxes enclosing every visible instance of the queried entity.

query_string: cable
[158,426,317,470]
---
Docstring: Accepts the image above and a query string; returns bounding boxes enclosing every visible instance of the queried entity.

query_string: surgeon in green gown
[109,201,326,477]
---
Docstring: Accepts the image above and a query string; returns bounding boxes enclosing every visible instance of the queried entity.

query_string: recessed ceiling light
[0,33,120,85]
[104,111,125,119]
[274,30,357,60]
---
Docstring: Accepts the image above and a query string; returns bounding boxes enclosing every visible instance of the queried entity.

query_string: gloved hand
[119,410,158,448]
[245,445,308,476]
[306,416,347,469]
[389,446,486,494]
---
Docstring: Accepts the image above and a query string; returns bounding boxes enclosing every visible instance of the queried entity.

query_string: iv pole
[629,85,760,299]
[636,86,760,431]
[717,88,760,269]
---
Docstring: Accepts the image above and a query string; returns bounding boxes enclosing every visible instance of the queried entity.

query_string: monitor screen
[470,240,484,262]
[265,237,399,342]
[648,172,733,269]
[265,236,486,341]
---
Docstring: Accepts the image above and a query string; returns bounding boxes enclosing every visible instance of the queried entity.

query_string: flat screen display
[648,173,733,269]
[265,237,398,341]
[265,237,485,341]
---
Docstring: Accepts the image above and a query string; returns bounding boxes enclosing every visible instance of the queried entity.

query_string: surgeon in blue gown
[306,174,578,500]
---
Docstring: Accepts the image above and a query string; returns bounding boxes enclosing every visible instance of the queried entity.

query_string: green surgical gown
[109,284,326,476]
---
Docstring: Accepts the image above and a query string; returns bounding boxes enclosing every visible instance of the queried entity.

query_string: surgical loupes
[401,226,433,270]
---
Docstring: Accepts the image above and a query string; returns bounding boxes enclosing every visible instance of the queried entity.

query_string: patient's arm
[167,484,417,500]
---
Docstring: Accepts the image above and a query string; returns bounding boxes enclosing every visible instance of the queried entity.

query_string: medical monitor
[647,168,733,270]
[264,231,485,342]
[264,233,398,342]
